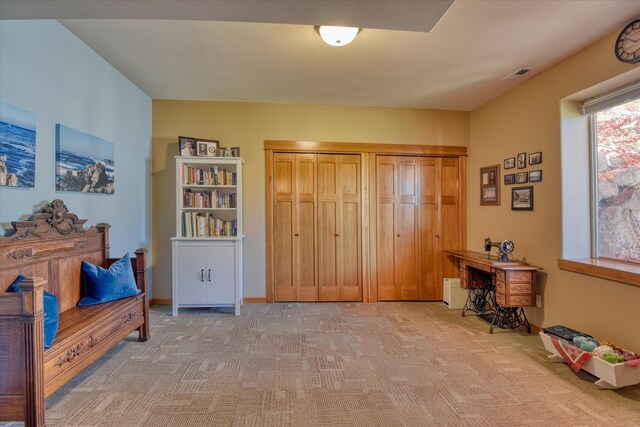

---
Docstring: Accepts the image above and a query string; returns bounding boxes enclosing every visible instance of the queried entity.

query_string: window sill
[558,258,640,288]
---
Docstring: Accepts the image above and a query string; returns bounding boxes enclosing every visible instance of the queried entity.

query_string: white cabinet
[172,156,244,316]
[171,240,242,316]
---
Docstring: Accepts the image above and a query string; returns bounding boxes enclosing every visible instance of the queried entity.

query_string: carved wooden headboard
[0,199,110,312]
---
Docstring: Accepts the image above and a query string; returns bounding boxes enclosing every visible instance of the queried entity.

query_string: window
[589,87,640,264]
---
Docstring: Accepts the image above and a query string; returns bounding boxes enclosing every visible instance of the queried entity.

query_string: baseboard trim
[531,323,542,334]
[150,298,171,306]
[244,297,268,304]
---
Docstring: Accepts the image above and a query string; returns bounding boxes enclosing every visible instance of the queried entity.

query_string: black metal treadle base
[478,312,502,326]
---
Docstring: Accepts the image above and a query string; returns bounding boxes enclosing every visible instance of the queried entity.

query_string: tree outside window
[595,98,640,263]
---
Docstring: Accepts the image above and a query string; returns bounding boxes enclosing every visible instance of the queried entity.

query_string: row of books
[182,164,237,186]
[182,212,238,237]
[182,189,237,208]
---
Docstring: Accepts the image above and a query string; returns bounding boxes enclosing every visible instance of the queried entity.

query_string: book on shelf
[181,211,237,238]
[182,189,236,208]
[181,164,237,186]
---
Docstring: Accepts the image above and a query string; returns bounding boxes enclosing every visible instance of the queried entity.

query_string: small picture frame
[515,172,528,184]
[504,174,515,185]
[517,152,526,169]
[512,186,534,211]
[231,147,241,157]
[504,157,515,169]
[529,169,542,182]
[529,152,542,165]
[178,136,197,157]
[196,138,219,157]
[480,164,500,206]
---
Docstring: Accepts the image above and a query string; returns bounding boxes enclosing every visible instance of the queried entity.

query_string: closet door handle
[397,234,400,237]
[335,233,340,237]
[208,269,212,282]
[200,269,204,282]
[294,233,299,237]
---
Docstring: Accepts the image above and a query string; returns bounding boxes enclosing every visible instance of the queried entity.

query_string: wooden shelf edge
[558,258,640,288]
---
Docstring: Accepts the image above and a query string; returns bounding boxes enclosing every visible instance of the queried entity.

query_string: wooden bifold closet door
[273,153,362,302]
[376,155,460,301]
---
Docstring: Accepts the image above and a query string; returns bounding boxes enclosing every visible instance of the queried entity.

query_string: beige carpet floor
[4,303,640,426]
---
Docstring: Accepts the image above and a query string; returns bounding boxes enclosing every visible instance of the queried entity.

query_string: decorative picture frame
[504,174,515,185]
[504,157,515,169]
[529,169,542,182]
[480,164,500,206]
[517,152,527,169]
[512,186,534,210]
[515,172,528,184]
[529,151,542,165]
[178,136,197,157]
[196,138,219,157]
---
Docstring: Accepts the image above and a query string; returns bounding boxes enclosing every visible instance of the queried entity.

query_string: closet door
[273,153,318,301]
[439,158,461,282]
[396,157,420,300]
[376,156,419,300]
[318,154,361,301]
[418,157,439,300]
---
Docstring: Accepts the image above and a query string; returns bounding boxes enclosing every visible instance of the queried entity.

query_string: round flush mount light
[316,26,360,47]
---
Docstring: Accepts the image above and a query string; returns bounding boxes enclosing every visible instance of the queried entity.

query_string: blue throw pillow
[8,275,59,349]
[78,254,141,307]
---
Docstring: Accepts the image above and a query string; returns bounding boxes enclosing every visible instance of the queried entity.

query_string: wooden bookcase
[171,156,244,316]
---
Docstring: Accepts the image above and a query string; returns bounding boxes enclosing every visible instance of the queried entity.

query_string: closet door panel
[295,154,318,301]
[376,156,397,300]
[274,154,296,301]
[396,158,419,300]
[418,158,439,300]
[440,158,460,283]
[338,156,361,301]
[318,155,339,301]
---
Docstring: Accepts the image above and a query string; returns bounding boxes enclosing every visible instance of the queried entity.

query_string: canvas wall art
[0,102,36,188]
[56,124,114,194]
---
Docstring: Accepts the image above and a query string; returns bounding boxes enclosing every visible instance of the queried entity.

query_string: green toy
[601,352,625,364]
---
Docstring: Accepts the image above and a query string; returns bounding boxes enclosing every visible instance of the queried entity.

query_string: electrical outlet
[536,295,542,308]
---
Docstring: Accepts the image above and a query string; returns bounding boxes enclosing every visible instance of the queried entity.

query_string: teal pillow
[8,275,59,349]
[78,254,141,307]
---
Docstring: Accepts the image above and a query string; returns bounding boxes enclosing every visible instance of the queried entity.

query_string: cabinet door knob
[294,233,299,237]
[435,234,440,238]
[397,234,400,237]
[335,233,340,237]
[208,269,212,282]
[200,269,204,282]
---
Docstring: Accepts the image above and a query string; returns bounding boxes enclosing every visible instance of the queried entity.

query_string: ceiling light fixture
[316,26,360,47]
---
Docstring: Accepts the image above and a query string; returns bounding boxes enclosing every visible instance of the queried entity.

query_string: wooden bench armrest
[0,277,46,426]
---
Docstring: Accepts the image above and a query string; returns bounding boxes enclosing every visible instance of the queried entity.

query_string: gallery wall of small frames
[502,151,542,211]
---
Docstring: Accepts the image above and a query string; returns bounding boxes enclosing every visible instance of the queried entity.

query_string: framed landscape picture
[529,169,542,182]
[512,186,533,210]
[56,124,114,194]
[0,102,36,188]
[480,164,500,205]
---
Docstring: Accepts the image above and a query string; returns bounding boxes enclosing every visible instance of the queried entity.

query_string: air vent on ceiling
[503,68,530,80]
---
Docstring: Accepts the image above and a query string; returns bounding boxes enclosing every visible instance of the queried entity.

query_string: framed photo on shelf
[515,172,528,184]
[178,136,197,157]
[504,173,515,185]
[529,169,542,182]
[504,157,515,169]
[512,186,534,210]
[480,164,500,205]
[231,147,241,157]
[517,152,527,169]
[196,138,219,157]
[529,151,542,165]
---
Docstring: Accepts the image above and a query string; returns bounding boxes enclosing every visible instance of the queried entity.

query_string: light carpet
[4,303,640,426]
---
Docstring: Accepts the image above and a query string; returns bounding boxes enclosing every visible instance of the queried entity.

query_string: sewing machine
[484,237,515,262]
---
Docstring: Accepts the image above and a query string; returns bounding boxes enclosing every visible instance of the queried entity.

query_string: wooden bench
[0,200,149,427]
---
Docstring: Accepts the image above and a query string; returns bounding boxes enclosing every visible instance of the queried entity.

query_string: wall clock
[615,19,640,63]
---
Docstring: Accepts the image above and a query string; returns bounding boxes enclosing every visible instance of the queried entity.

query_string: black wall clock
[615,19,640,63]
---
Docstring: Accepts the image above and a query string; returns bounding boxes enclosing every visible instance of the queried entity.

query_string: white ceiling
[4,0,640,110]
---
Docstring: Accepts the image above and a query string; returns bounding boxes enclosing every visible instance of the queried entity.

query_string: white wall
[0,21,151,259]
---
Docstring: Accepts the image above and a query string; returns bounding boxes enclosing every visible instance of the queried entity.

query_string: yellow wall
[152,103,469,302]
[468,31,640,349]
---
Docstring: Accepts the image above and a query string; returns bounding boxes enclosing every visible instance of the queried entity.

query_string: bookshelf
[171,156,244,316]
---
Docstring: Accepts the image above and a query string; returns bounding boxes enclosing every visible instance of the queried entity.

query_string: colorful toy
[602,352,625,364]
[573,335,599,352]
